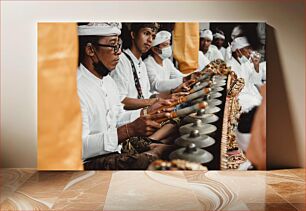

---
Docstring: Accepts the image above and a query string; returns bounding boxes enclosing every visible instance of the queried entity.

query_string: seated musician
[77,22,175,170]
[144,30,192,94]
[199,29,224,62]
[110,23,191,110]
[227,36,263,151]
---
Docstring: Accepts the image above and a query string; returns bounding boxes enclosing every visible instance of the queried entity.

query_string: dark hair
[77,22,100,64]
[78,36,100,64]
[121,23,131,50]
[130,23,160,34]
[121,23,159,50]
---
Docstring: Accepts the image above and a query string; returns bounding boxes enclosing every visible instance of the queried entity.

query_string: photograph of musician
[75,22,266,170]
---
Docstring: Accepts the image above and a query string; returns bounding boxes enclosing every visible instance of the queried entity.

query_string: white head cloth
[200,29,213,41]
[231,25,243,40]
[152,30,171,46]
[231,37,250,52]
[213,32,225,40]
[78,22,122,36]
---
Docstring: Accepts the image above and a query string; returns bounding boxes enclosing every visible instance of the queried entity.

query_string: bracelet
[125,124,130,138]
[142,107,148,116]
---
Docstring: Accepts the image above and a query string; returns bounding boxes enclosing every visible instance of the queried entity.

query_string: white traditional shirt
[227,57,262,113]
[258,61,266,85]
[219,46,227,60]
[197,50,211,72]
[204,45,224,62]
[110,49,152,100]
[223,46,233,64]
[144,55,184,93]
[77,64,140,161]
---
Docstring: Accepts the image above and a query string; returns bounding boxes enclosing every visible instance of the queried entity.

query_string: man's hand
[251,56,260,73]
[190,72,202,80]
[158,92,189,101]
[169,92,189,99]
[128,113,171,137]
[147,98,175,114]
[172,79,195,93]
[183,72,201,82]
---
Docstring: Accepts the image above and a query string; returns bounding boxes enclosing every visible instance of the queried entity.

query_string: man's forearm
[122,97,155,110]
[117,123,135,143]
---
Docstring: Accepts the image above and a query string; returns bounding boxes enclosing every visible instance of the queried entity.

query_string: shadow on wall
[266,24,300,169]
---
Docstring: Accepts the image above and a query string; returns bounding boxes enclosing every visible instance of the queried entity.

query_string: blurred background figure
[199,29,224,62]
[213,29,227,59]
[228,36,263,152]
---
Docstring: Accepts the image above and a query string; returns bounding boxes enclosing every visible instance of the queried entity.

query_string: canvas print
[38,22,266,170]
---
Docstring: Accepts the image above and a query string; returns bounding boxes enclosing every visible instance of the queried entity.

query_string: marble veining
[63,171,96,191]
[0,169,304,211]
[0,169,36,204]
[51,171,112,210]
[104,171,203,210]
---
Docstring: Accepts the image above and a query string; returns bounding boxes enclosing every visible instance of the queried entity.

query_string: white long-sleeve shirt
[219,46,227,61]
[227,58,262,113]
[223,46,232,64]
[255,61,266,86]
[77,64,140,161]
[144,55,184,93]
[259,61,266,82]
[197,51,210,72]
[204,45,224,62]
[110,49,152,100]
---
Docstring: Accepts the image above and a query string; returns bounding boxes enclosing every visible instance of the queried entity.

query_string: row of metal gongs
[169,74,228,166]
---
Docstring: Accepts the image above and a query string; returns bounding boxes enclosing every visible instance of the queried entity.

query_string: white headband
[231,26,242,40]
[200,29,213,41]
[78,22,121,36]
[213,32,225,40]
[231,37,250,52]
[153,30,171,46]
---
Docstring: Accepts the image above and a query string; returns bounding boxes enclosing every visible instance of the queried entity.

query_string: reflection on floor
[0,169,304,210]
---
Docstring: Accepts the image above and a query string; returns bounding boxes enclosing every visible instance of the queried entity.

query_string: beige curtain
[173,22,199,74]
[38,23,83,170]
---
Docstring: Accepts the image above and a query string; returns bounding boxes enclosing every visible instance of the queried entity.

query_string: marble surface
[0,169,304,210]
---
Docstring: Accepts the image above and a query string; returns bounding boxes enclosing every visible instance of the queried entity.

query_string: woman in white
[144,30,185,93]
